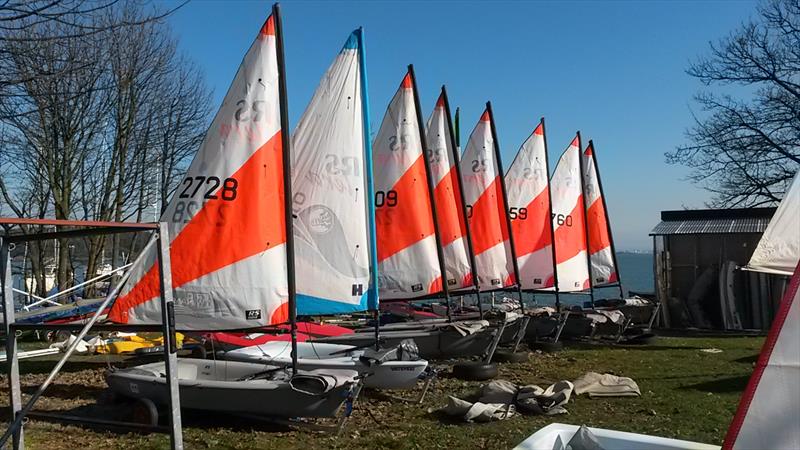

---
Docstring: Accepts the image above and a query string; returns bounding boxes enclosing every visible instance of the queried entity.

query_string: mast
[356,28,381,350]
[442,87,482,315]
[588,139,624,300]
[576,131,595,307]
[485,102,524,310]
[273,3,298,374]
[455,107,461,148]
[540,118,561,312]
[408,65,452,320]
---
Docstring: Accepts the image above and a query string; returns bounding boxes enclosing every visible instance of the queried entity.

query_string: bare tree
[667,0,800,207]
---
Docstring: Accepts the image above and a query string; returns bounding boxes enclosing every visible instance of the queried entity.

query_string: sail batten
[109,14,289,329]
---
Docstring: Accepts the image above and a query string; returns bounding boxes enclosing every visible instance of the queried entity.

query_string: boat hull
[515,423,720,450]
[105,359,356,418]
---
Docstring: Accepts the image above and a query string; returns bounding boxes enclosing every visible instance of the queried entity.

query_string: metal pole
[485,102,523,311]
[540,118,561,311]
[441,87,482,317]
[2,240,23,449]
[576,132,595,307]
[587,140,624,300]
[355,28,381,351]
[273,3,299,375]
[0,238,156,449]
[155,224,183,450]
[408,65,452,321]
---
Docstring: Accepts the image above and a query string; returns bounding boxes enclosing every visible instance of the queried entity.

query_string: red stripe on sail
[586,197,612,255]
[554,196,587,264]
[434,168,467,247]
[259,15,275,38]
[435,93,445,109]
[375,155,435,262]
[109,131,286,323]
[401,72,412,89]
[469,177,510,256]
[533,122,544,136]
[511,187,552,257]
[428,276,443,294]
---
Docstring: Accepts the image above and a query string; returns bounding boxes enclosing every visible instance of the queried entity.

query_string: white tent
[745,172,799,276]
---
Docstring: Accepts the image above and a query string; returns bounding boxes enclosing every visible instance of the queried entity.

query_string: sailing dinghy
[225,37,428,390]
[105,7,359,419]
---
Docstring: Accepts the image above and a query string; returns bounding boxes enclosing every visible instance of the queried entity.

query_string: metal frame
[0,218,183,450]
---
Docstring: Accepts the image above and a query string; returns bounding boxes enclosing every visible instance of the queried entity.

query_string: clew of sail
[745,171,799,276]
[505,120,555,290]
[425,91,473,291]
[108,15,289,329]
[372,71,442,299]
[582,141,619,286]
[292,30,376,314]
[550,135,590,292]
[460,109,514,290]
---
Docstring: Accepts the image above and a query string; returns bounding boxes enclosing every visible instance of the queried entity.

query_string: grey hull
[105,359,356,418]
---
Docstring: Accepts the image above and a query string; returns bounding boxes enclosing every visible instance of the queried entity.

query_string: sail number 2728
[172,176,239,223]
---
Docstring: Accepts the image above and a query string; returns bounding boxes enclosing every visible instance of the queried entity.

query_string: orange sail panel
[460,109,514,290]
[372,72,442,299]
[108,15,289,329]
[505,121,555,290]
[582,142,619,286]
[550,135,590,292]
[425,92,473,290]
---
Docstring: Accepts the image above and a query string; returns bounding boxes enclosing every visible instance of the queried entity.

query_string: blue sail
[292,30,378,315]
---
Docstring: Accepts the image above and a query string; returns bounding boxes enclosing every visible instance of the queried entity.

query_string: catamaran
[104,6,361,419]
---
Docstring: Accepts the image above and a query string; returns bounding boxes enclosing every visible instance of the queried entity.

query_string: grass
[0,335,763,449]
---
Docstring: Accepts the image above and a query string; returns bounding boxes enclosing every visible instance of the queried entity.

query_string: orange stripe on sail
[586,197,612,255]
[375,155,435,262]
[109,131,287,323]
[433,168,467,247]
[554,196,587,264]
[511,187,552,257]
[469,177,510,256]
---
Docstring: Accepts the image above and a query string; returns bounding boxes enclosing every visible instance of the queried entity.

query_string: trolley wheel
[491,350,529,363]
[531,341,563,353]
[131,398,159,426]
[452,362,498,381]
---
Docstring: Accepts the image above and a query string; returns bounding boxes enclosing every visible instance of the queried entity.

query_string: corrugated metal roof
[650,217,771,235]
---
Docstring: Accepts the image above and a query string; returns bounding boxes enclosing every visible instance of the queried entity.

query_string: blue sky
[166,0,758,250]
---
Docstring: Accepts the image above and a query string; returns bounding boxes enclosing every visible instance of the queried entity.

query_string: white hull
[515,423,720,450]
[225,341,428,390]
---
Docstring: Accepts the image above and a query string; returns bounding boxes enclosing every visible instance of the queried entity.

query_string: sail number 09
[375,190,398,207]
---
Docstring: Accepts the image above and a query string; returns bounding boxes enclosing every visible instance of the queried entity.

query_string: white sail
[723,262,800,450]
[425,91,473,290]
[505,120,555,290]
[460,109,514,290]
[550,136,590,292]
[109,15,289,329]
[746,172,800,276]
[373,72,442,299]
[292,31,375,314]
[582,142,619,286]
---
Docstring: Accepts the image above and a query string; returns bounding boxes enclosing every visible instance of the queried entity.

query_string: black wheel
[491,350,529,363]
[131,398,159,426]
[452,362,498,381]
[620,333,657,346]
[531,341,563,353]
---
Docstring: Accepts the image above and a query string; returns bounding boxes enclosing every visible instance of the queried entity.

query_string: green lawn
[0,336,763,449]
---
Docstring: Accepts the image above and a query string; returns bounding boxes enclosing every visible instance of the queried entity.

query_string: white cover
[582,143,619,286]
[292,32,373,314]
[724,263,800,450]
[425,93,473,290]
[372,73,441,299]
[550,136,590,292]
[109,16,288,329]
[505,121,555,290]
[460,110,514,290]
[746,172,799,276]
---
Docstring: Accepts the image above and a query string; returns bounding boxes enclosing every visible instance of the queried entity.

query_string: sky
[165,0,758,251]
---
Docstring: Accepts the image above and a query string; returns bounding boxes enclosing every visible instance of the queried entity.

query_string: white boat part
[515,423,720,450]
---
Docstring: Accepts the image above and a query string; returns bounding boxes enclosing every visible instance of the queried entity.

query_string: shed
[650,208,788,330]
